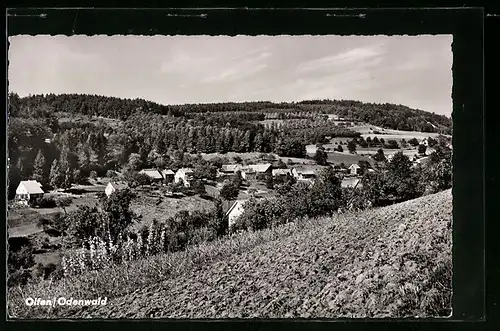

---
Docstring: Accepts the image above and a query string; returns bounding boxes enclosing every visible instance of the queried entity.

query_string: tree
[101,188,139,242]
[309,167,343,215]
[386,152,418,200]
[210,198,228,236]
[386,140,399,149]
[62,167,74,189]
[347,140,357,154]
[314,145,328,166]
[336,145,344,152]
[49,159,64,189]
[418,144,427,155]
[220,183,239,201]
[128,153,143,171]
[408,138,420,147]
[32,150,46,185]
[55,196,73,215]
[66,206,105,246]
[265,174,274,189]
[427,137,438,148]
[232,171,243,188]
[400,138,408,148]
[372,149,387,162]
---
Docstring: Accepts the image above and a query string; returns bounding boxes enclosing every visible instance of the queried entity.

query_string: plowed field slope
[67,189,452,319]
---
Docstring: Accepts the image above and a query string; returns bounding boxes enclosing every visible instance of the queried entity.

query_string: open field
[8,189,451,319]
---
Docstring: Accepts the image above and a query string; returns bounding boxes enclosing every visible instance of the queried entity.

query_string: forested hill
[8,93,452,134]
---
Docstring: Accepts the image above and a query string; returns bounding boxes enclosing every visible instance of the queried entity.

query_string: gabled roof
[109,181,129,190]
[225,199,247,216]
[162,169,175,176]
[246,163,272,173]
[139,169,163,179]
[349,164,361,169]
[293,165,327,174]
[221,164,241,172]
[18,180,44,194]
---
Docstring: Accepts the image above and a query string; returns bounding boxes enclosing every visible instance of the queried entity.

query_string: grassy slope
[8,190,452,319]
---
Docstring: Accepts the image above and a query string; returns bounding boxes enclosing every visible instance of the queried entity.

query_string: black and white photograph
[7,33,453,319]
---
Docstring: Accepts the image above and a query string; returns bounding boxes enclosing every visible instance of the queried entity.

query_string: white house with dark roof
[105,181,129,197]
[15,180,44,205]
[139,169,163,182]
[174,168,194,187]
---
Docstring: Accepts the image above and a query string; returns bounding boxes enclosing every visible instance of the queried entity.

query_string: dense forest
[7,93,452,199]
[11,93,452,133]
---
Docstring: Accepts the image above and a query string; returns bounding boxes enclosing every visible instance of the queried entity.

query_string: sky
[8,35,453,116]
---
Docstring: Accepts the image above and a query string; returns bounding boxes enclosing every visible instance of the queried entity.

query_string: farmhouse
[161,169,175,183]
[272,168,293,177]
[15,180,44,205]
[220,164,242,173]
[105,181,129,197]
[247,163,272,174]
[218,164,242,178]
[292,165,327,182]
[349,164,361,175]
[139,169,163,182]
[175,168,194,187]
[224,199,247,228]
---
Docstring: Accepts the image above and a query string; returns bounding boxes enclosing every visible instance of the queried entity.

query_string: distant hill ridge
[9,93,451,134]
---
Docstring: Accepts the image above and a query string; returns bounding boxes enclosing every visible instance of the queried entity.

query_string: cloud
[200,51,271,83]
[295,44,385,74]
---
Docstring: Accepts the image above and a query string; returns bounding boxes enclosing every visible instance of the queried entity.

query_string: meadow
[8,189,452,319]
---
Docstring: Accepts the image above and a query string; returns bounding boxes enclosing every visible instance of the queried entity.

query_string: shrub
[31,196,56,208]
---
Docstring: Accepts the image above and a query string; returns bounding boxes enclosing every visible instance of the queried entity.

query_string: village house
[161,169,175,183]
[291,165,327,183]
[241,163,272,181]
[105,181,129,197]
[248,163,272,174]
[15,180,44,205]
[218,164,242,178]
[349,164,361,176]
[272,168,293,178]
[223,199,247,228]
[174,168,194,187]
[139,169,163,182]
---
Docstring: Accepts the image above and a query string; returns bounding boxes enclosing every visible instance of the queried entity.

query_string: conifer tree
[32,149,46,184]
[49,159,64,188]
